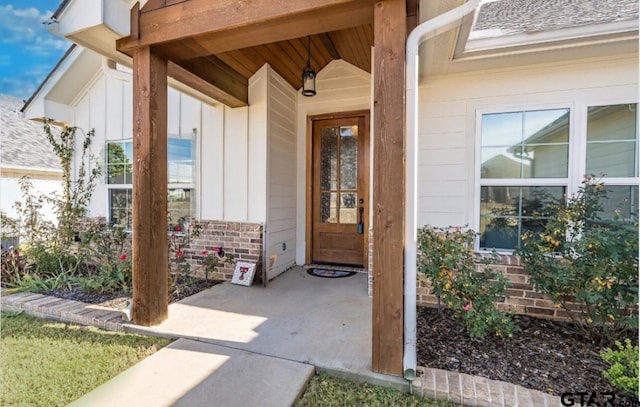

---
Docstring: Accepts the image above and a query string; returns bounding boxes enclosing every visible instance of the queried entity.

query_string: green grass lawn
[2,312,457,407]
[1,312,171,407]
[296,373,459,407]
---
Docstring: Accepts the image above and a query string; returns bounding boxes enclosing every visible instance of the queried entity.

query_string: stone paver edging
[2,291,562,407]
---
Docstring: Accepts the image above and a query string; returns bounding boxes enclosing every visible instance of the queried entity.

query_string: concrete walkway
[1,267,562,406]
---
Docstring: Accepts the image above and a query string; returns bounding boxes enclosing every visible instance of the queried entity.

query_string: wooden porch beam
[132,46,169,326]
[372,0,406,376]
[167,58,248,108]
[117,0,374,55]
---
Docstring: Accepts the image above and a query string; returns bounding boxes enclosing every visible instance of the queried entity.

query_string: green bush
[601,339,639,397]
[417,225,517,338]
[517,177,638,345]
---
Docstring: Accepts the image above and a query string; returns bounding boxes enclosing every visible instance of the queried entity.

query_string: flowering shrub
[417,225,517,338]
[201,248,235,281]
[517,176,638,345]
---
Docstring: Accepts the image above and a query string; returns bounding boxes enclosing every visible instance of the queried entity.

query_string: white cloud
[0,75,38,100]
[0,5,66,55]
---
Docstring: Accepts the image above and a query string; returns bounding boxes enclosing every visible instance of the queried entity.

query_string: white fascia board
[55,0,130,38]
[43,100,75,124]
[22,46,84,122]
[466,19,639,53]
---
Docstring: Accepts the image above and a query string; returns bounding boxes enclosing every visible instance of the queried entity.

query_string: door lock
[357,206,364,234]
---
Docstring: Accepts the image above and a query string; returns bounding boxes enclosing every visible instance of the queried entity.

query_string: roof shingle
[473,0,638,36]
[0,94,62,172]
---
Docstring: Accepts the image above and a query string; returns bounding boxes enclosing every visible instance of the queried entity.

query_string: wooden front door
[311,112,369,266]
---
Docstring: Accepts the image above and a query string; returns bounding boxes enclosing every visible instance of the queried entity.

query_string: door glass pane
[340,127,358,189]
[320,192,338,223]
[320,128,338,190]
[340,193,357,224]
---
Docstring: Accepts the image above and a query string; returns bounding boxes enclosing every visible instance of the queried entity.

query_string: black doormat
[307,268,357,278]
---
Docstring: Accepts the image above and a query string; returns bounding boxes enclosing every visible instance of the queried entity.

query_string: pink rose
[463,303,472,311]
[176,249,184,258]
[202,250,209,256]
[119,254,127,261]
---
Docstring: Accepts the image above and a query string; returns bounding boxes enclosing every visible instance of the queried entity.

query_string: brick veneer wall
[174,220,263,281]
[76,218,263,283]
[416,254,570,321]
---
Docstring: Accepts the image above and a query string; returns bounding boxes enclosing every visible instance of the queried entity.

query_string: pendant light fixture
[301,36,316,97]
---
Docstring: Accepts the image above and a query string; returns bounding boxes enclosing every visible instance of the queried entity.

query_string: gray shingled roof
[0,94,62,172]
[473,0,638,36]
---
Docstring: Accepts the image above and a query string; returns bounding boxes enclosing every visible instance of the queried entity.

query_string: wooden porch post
[132,46,169,326]
[372,0,406,375]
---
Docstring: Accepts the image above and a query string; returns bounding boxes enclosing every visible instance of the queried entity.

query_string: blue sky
[0,1,69,101]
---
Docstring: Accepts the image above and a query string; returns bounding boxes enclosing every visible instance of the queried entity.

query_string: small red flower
[213,247,220,253]
[119,254,127,261]
[202,249,209,256]
[176,249,184,258]
[174,225,182,232]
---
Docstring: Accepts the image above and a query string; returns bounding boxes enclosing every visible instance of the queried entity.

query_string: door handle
[357,206,364,234]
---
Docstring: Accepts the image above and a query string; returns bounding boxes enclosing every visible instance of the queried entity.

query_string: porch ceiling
[163,26,374,90]
[116,0,398,107]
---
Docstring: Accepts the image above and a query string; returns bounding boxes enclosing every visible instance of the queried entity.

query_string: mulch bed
[417,306,638,402]
[47,277,222,310]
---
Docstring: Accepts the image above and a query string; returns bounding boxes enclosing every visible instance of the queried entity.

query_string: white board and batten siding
[265,67,298,280]
[64,59,269,230]
[418,54,639,230]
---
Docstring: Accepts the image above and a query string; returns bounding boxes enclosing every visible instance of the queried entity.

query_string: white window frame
[474,99,639,253]
[106,138,198,229]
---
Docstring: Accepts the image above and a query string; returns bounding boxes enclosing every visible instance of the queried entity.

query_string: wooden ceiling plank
[319,33,341,60]
[355,26,373,70]
[118,0,374,55]
[215,52,255,79]
[332,29,360,70]
[310,35,333,66]
[264,42,303,85]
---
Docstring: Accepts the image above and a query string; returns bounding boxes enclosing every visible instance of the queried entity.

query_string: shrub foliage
[417,225,517,338]
[517,176,638,345]
[601,339,639,397]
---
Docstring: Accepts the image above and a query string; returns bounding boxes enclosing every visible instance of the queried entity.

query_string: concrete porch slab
[125,267,375,376]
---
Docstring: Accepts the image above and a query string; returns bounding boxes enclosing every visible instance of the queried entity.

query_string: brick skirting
[179,220,263,281]
[76,218,264,283]
[416,253,570,321]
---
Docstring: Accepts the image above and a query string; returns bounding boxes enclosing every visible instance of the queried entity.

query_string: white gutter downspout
[404,0,481,380]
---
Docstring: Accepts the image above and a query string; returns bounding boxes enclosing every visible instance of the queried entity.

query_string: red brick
[525,307,555,316]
